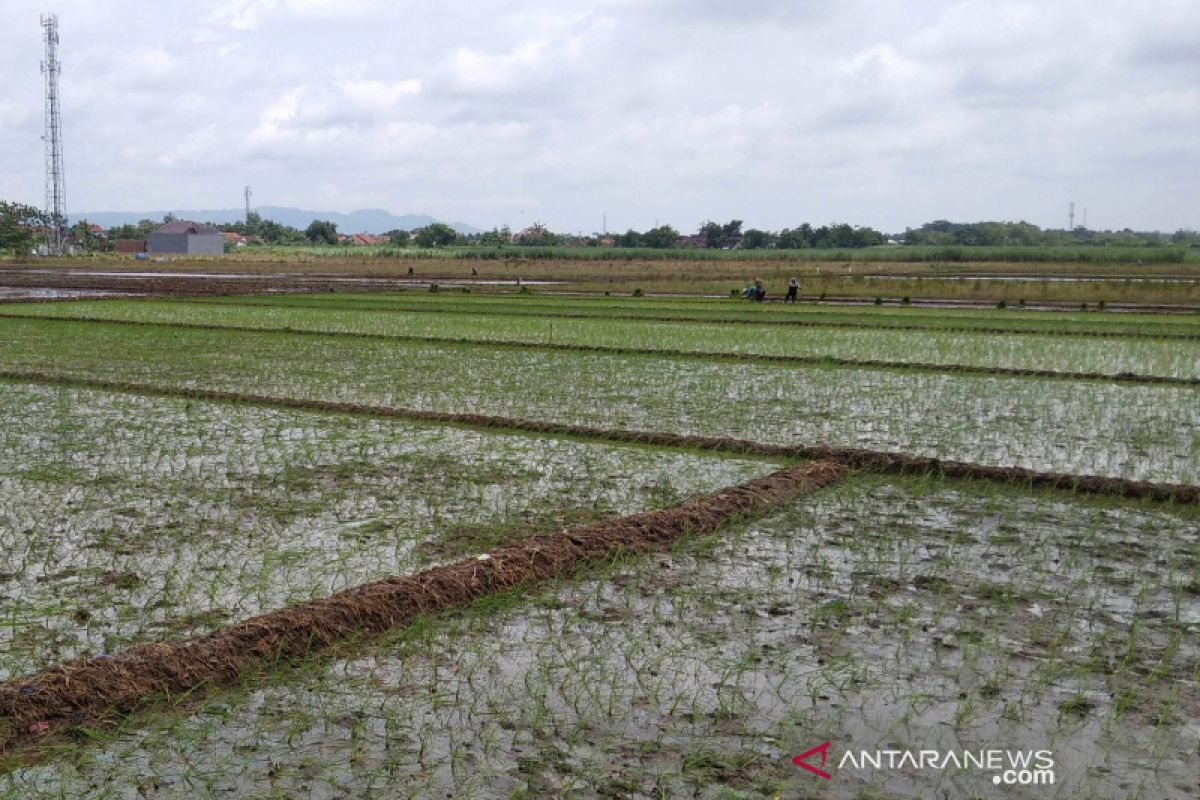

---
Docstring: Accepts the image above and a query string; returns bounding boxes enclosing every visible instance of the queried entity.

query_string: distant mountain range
[75,206,481,235]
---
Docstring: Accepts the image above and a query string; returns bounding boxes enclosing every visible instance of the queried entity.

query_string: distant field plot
[0,317,1195,483]
[0,380,770,681]
[4,298,1200,379]
[212,291,1200,337]
[6,477,1195,798]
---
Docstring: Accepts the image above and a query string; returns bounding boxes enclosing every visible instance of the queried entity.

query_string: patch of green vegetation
[0,317,1194,483]
[6,296,1200,377]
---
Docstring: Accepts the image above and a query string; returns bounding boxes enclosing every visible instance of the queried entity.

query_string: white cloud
[208,0,280,31]
[445,41,549,94]
[340,78,421,107]
[285,0,374,16]
[0,0,1195,232]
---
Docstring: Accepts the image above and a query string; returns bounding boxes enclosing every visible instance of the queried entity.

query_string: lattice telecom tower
[41,14,67,254]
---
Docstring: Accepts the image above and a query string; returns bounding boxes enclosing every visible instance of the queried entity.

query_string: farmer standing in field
[785,276,799,303]
[754,278,766,302]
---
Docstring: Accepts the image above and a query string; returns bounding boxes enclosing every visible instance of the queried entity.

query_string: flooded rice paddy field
[0,317,1196,483]
[0,293,1196,798]
[4,478,1195,799]
[0,381,770,681]
[3,298,1200,378]
[189,292,1200,337]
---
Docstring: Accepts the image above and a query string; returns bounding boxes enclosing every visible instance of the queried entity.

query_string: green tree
[413,222,458,247]
[614,228,643,247]
[700,220,723,249]
[742,228,774,249]
[480,225,512,246]
[259,218,301,245]
[642,225,679,248]
[700,219,743,249]
[71,219,101,252]
[386,229,410,246]
[776,223,814,249]
[305,219,339,245]
[827,223,857,247]
[244,211,264,236]
[0,201,45,254]
[851,225,885,247]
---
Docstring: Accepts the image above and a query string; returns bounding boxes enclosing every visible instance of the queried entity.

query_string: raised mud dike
[0,460,848,754]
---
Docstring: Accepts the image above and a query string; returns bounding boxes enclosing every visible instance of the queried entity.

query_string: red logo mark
[793,741,833,780]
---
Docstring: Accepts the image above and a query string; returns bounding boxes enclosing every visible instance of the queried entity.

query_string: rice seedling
[6,297,1200,378]
[0,289,1193,797]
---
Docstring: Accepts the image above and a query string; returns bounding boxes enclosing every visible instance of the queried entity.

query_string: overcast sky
[1,0,1197,234]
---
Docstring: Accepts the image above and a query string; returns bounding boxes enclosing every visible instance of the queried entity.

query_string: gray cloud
[0,0,1196,233]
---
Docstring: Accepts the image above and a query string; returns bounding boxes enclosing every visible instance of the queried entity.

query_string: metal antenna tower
[244,185,253,223]
[1068,202,1075,231]
[41,14,67,254]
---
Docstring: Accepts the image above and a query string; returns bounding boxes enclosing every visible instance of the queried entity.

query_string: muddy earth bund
[0,269,562,298]
[0,461,848,753]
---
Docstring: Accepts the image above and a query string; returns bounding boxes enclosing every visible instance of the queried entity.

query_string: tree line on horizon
[2,199,1198,253]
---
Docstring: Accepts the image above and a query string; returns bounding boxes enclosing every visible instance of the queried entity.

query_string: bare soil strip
[178,297,1200,341]
[3,313,1193,387]
[0,461,848,754]
[1,369,1195,504]
[0,271,392,297]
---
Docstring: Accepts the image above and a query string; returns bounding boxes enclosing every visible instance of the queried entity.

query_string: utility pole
[41,14,67,255]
